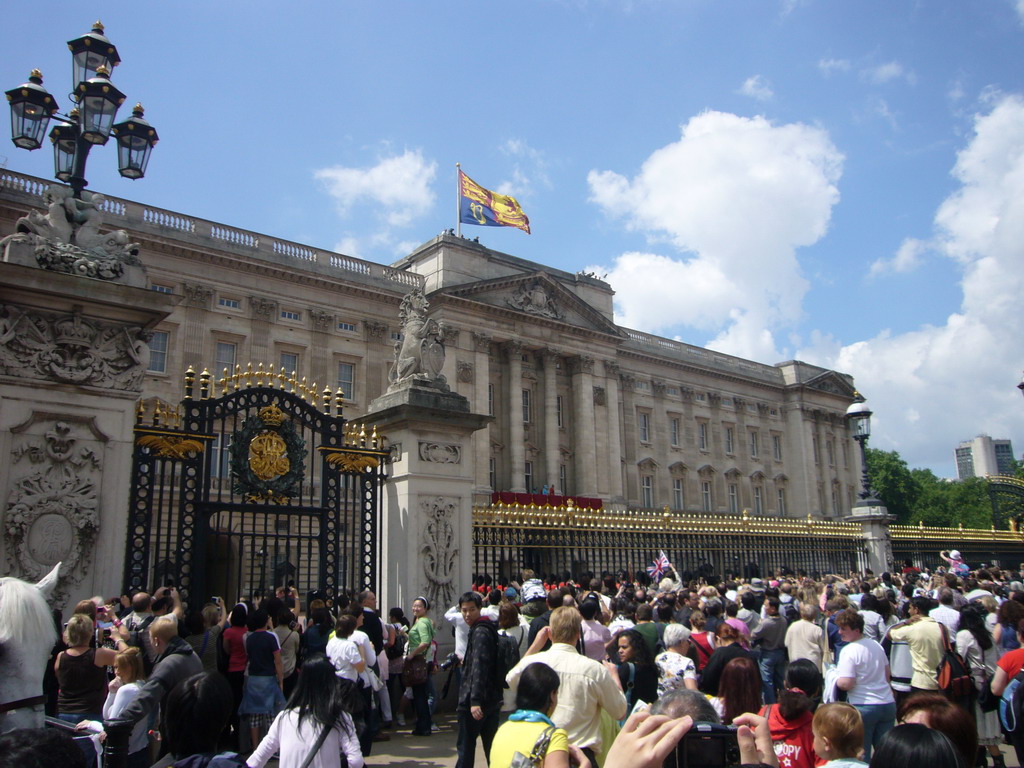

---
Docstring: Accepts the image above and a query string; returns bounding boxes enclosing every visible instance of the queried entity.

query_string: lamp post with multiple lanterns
[5,21,158,199]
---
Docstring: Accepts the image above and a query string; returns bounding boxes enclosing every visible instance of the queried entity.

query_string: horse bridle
[0,695,46,716]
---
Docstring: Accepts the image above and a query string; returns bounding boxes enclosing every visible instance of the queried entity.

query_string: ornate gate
[123,365,389,609]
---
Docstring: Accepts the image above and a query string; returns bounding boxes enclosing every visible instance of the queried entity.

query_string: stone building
[0,170,862,527]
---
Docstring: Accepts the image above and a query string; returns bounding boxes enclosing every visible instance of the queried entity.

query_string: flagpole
[455,162,461,238]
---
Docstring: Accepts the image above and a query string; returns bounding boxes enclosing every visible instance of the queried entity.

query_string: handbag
[402,653,429,687]
[510,725,556,768]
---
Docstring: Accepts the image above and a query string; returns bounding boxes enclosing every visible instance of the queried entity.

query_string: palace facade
[0,170,861,519]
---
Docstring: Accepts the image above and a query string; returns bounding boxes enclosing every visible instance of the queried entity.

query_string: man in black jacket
[455,590,500,768]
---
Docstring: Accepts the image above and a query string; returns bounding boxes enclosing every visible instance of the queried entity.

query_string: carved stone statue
[0,185,141,282]
[388,289,449,392]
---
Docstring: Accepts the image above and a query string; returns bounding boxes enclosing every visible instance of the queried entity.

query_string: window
[337,362,355,400]
[754,486,763,515]
[725,427,735,454]
[525,462,534,493]
[214,342,236,375]
[702,481,713,512]
[672,479,684,510]
[488,383,494,416]
[338,321,357,332]
[812,436,820,465]
[698,422,708,451]
[777,488,786,515]
[559,464,567,496]
[638,411,650,443]
[522,389,531,423]
[489,458,496,490]
[150,283,172,294]
[148,331,168,373]
[556,395,564,428]
[749,430,759,458]
[280,352,298,375]
[670,418,680,447]
[210,433,231,478]
[728,483,739,513]
[218,296,240,309]
[641,475,654,508]
[827,440,835,467]
[390,331,404,341]
[281,309,301,321]
[772,435,782,461]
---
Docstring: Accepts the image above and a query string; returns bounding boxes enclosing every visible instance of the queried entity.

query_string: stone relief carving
[442,326,460,347]
[0,185,141,281]
[364,320,387,343]
[569,355,595,376]
[420,496,458,615]
[506,281,562,320]
[471,332,492,354]
[388,290,449,392]
[182,284,214,308]
[388,443,402,463]
[309,309,333,332]
[457,361,474,383]
[419,442,461,464]
[4,419,103,604]
[0,304,150,391]
[652,380,667,397]
[593,386,606,406]
[249,296,278,320]
[604,361,620,378]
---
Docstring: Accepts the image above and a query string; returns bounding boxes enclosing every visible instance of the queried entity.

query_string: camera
[439,651,460,671]
[664,722,740,768]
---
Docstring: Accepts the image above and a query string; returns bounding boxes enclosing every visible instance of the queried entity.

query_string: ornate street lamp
[1017,371,1024,400]
[845,394,880,503]
[5,21,156,197]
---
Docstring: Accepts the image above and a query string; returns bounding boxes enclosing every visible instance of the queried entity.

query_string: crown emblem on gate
[258,405,286,426]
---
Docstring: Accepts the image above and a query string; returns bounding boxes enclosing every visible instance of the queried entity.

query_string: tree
[864,448,920,524]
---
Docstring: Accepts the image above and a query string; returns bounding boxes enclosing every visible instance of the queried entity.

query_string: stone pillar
[541,350,561,490]
[308,309,335,387]
[472,332,492,495]
[620,372,637,503]
[181,283,213,364]
[847,505,893,574]
[0,243,177,611]
[248,295,278,363]
[364,385,488,642]
[604,361,624,502]
[505,341,526,492]
[570,355,597,497]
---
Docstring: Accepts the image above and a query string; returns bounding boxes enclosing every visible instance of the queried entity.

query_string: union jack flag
[647,550,671,581]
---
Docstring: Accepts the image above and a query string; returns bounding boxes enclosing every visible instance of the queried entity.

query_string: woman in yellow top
[490,662,591,768]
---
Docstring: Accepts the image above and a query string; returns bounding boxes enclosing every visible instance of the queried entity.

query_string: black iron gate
[123,366,389,609]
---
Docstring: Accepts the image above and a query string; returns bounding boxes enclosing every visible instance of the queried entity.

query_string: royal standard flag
[459,170,531,234]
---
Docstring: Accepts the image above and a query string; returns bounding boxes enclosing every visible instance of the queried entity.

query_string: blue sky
[3,1,1023,478]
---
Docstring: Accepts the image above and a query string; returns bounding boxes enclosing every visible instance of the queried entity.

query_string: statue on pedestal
[388,289,449,393]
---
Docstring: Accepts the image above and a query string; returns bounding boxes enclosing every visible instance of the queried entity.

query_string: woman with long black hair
[956,603,1003,768]
[247,653,363,768]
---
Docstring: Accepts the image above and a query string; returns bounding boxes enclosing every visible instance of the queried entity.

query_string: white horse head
[0,563,61,732]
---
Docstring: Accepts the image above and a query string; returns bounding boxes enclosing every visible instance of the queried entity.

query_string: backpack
[385,624,407,661]
[126,614,156,675]
[936,625,974,704]
[496,629,522,688]
[1000,668,1024,733]
[781,602,799,624]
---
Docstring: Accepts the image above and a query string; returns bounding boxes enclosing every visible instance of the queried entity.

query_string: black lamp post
[5,21,157,199]
[845,395,880,503]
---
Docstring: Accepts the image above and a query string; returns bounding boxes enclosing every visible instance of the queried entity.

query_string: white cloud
[870,237,928,277]
[498,139,550,198]
[818,58,851,76]
[799,94,1024,471]
[315,149,437,228]
[587,110,843,361]
[739,75,775,101]
[862,61,917,85]
[1017,0,1024,22]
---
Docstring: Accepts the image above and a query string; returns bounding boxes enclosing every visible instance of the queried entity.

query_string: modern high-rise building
[954,435,1016,479]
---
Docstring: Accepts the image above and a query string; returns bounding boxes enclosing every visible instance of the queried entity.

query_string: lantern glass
[77,72,124,145]
[50,123,77,182]
[6,72,56,151]
[112,105,157,180]
[68,23,120,89]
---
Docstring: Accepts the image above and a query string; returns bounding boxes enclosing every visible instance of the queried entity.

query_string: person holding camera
[54,614,118,724]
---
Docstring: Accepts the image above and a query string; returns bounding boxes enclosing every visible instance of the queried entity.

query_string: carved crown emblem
[52,314,94,348]
[257,405,286,426]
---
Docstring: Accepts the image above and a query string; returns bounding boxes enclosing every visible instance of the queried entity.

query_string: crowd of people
[6,548,1024,768]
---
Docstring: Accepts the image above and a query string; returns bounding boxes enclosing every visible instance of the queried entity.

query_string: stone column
[308,309,334,387]
[471,332,492,495]
[620,372,637,503]
[181,283,213,365]
[248,295,278,364]
[504,341,526,492]
[604,361,624,502]
[541,350,561,490]
[570,355,597,497]
[652,380,671,505]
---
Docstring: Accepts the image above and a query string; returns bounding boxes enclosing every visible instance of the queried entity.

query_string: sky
[3,1,1023,479]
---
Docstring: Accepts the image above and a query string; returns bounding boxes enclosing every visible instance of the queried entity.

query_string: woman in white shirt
[78,646,150,768]
[956,604,1002,768]
[248,654,363,768]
